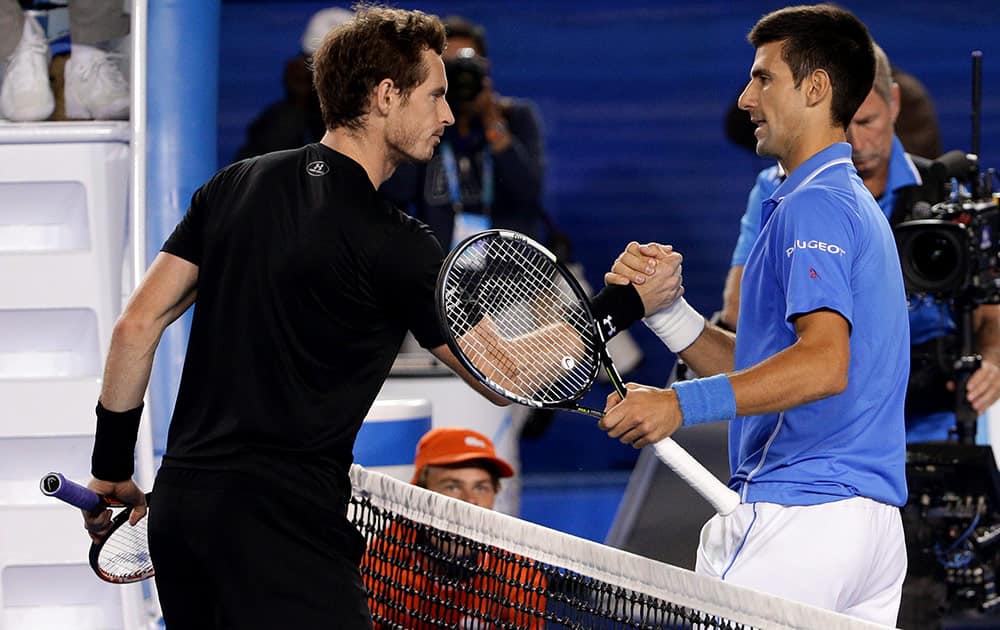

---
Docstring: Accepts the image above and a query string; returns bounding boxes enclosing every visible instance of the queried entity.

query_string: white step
[1,379,101,436]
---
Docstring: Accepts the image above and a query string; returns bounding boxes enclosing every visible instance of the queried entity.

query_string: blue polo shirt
[731,164,783,267]
[732,142,909,507]
[731,136,957,441]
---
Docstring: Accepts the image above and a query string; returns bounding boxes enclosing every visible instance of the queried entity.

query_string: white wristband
[642,298,705,353]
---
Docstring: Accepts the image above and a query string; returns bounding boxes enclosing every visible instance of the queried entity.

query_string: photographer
[381,16,546,248]
[723,43,1000,441]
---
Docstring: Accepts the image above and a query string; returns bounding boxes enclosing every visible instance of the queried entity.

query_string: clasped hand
[605,242,685,316]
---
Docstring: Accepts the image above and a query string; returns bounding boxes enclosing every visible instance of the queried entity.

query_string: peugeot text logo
[785,239,847,258]
[306,161,329,176]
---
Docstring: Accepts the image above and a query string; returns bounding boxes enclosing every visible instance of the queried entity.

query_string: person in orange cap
[363,427,545,629]
[410,426,514,509]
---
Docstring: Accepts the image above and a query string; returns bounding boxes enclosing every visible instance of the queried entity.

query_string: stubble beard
[755,136,777,160]
[387,122,432,165]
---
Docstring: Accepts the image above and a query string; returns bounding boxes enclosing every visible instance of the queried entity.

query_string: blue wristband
[672,374,737,427]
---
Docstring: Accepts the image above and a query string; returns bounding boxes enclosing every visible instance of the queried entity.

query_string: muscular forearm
[677,324,736,377]
[729,340,846,416]
[99,252,198,411]
[431,342,511,406]
[99,316,163,411]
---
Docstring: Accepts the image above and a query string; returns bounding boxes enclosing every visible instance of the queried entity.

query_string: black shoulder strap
[889,154,933,227]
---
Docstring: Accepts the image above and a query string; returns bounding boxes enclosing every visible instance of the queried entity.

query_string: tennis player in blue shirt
[721,45,1000,444]
[600,6,908,625]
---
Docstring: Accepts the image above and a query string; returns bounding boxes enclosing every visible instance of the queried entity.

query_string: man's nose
[737,82,754,111]
[442,100,455,126]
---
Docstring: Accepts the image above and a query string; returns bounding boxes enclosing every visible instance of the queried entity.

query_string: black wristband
[590,283,645,340]
[92,401,143,481]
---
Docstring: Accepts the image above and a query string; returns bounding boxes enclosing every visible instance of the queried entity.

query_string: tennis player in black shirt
[80,6,655,628]
[78,7,523,629]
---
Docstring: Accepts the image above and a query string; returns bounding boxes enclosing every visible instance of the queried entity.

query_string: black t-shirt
[160,143,445,506]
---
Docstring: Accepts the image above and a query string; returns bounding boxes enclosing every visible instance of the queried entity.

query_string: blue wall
[218,0,1000,474]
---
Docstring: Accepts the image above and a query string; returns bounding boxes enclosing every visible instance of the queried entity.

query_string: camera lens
[444,51,488,109]
[894,219,967,295]
[910,232,959,284]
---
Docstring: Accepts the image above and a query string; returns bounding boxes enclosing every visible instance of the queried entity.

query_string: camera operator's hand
[473,78,512,152]
[951,359,1000,414]
[950,304,1000,414]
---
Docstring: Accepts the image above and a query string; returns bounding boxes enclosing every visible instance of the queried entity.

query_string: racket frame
[436,229,614,414]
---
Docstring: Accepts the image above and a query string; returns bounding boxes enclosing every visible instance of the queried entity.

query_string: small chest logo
[306,161,329,176]
[809,267,820,279]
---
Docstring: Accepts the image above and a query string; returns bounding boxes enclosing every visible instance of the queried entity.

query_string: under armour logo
[602,314,616,337]
[809,267,820,279]
[306,160,329,176]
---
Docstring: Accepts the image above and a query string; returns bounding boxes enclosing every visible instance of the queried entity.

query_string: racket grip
[651,439,741,516]
[40,472,105,513]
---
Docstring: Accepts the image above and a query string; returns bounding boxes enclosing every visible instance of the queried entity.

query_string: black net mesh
[350,493,758,630]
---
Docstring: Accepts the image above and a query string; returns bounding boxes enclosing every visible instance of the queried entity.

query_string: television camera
[896,51,1000,622]
[893,51,1000,444]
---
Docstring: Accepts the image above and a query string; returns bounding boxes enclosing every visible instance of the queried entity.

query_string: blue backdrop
[217,0,1000,473]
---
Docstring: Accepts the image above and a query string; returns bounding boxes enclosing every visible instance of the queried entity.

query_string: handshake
[605,242,706,354]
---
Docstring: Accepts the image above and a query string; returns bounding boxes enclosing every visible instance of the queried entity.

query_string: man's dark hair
[312,5,446,131]
[748,4,874,129]
[442,16,488,57]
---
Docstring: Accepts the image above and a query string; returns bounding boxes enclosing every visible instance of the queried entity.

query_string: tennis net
[348,465,891,630]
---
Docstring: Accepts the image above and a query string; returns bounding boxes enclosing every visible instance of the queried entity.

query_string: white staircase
[0,121,149,629]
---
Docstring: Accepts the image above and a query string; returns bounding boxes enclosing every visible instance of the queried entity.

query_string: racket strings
[96,511,153,582]
[444,237,598,404]
[476,274,592,396]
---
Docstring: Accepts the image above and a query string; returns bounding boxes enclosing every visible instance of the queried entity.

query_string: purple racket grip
[40,472,105,512]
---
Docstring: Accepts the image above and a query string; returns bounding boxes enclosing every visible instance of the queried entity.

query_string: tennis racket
[40,472,154,583]
[436,229,740,516]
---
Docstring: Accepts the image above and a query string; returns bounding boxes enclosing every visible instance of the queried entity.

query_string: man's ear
[805,68,832,107]
[373,78,398,116]
[889,82,901,125]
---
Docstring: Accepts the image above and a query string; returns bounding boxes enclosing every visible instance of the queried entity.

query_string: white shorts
[696,497,906,626]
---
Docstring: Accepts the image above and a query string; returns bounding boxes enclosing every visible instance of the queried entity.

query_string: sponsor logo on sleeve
[785,239,847,258]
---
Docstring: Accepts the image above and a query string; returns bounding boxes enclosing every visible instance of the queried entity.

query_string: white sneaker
[64,44,129,120]
[0,13,54,122]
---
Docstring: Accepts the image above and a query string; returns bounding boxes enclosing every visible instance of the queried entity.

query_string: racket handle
[650,439,741,516]
[40,472,105,513]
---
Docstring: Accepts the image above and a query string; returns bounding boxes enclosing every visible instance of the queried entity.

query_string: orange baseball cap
[411,427,514,484]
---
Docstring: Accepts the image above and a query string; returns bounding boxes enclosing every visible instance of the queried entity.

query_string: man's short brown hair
[311,5,446,131]
[749,4,875,129]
